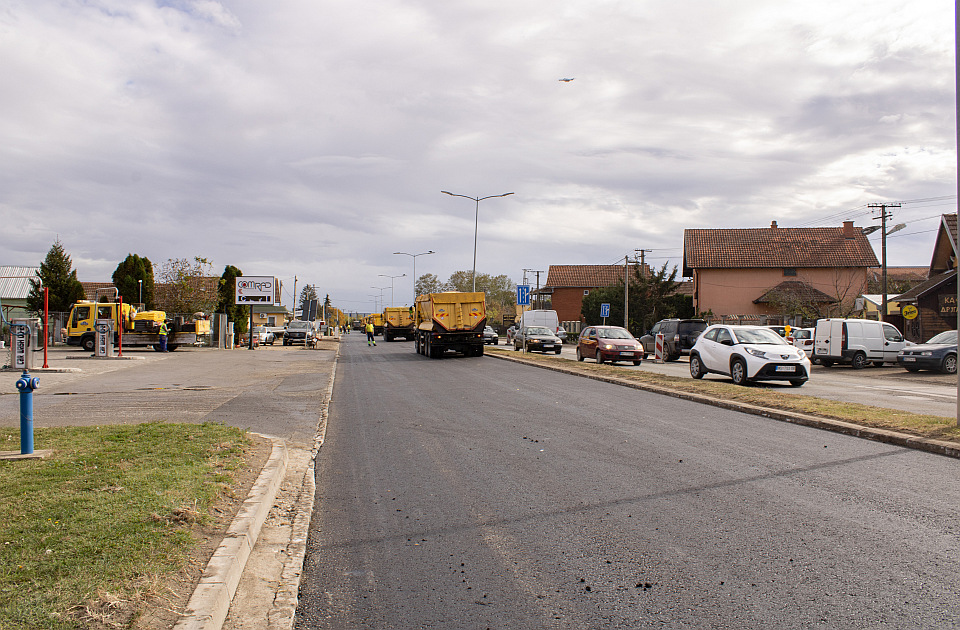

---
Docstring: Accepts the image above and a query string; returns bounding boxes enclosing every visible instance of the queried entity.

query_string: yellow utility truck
[64,298,210,352]
[414,292,486,358]
[382,306,416,342]
[364,313,385,336]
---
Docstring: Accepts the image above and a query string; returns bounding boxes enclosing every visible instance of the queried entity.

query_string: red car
[576,325,643,365]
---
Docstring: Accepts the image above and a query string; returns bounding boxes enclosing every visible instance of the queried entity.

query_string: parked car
[283,320,317,346]
[639,319,707,361]
[764,325,788,338]
[576,325,643,365]
[791,327,815,359]
[482,326,499,345]
[514,326,563,354]
[252,326,275,345]
[897,330,957,374]
[689,324,811,386]
[813,318,906,368]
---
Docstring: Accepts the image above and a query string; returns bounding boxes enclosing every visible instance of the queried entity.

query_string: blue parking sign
[600,303,610,318]
[517,285,531,306]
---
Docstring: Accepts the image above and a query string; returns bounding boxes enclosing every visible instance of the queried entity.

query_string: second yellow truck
[414,292,486,358]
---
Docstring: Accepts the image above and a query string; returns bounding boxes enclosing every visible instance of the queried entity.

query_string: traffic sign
[517,285,531,306]
[600,303,610,318]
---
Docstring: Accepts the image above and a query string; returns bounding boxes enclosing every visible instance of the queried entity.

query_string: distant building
[540,264,648,324]
[893,214,957,342]
[0,266,39,322]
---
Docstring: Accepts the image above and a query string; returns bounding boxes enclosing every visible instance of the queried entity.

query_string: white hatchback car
[689,324,812,387]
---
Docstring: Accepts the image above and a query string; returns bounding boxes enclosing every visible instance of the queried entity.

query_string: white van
[813,318,906,368]
[520,309,566,340]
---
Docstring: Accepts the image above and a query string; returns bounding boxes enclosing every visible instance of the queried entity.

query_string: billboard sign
[235,276,277,305]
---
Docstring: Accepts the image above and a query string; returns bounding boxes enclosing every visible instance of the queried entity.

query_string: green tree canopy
[581,262,688,336]
[112,254,155,309]
[216,265,247,336]
[415,273,443,296]
[26,239,86,314]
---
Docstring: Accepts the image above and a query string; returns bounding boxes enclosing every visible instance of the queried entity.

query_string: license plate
[620,352,634,356]
[816,348,826,354]
[775,365,796,372]
[902,357,916,362]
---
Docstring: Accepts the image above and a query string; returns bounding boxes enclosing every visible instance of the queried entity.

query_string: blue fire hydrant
[15,371,39,455]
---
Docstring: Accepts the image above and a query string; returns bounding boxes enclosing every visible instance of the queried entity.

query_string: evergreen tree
[298,285,319,317]
[216,265,247,337]
[580,262,682,336]
[111,254,155,309]
[26,239,86,314]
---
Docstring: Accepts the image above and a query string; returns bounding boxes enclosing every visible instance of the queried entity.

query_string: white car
[790,327,815,359]
[689,324,812,387]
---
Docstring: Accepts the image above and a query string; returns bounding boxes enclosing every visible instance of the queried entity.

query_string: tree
[441,271,516,323]
[112,254,155,309]
[216,265,247,337]
[156,256,216,315]
[580,263,683,336]
[415,273,443,296]
[26,239,86,314]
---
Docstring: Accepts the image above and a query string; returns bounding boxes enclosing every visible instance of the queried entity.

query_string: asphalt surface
[295,335,960,629]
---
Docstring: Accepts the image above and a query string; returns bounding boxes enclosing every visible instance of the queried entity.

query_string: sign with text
[235,276,277,305]
[938,294,956,317]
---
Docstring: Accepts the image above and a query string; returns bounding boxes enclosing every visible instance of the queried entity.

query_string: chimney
[770,221,778,229]
[842,221,855,239]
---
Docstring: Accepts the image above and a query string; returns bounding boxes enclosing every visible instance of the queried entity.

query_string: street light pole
[394,251,435,303]
[378,274,406,308]
[370,286,388,312]
[138,279,142,306]
[441,190,514,292]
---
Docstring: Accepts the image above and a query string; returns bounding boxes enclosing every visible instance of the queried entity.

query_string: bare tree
[156,257,217,315]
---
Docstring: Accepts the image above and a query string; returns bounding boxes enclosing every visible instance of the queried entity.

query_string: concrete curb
[488,351,960,460]
[174,436,289,630]
[266,339,339,629]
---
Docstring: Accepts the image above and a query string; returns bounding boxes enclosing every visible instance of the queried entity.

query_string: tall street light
[378,273,406,308]
[394,250,435,303]
[441,190,514,292]
[370,286,388,312]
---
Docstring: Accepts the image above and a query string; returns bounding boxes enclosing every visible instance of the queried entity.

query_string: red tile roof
[753,281,837,305]
[544,264,647,289]
[684,224,879,272]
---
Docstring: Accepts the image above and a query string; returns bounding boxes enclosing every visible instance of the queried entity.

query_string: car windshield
[484,327,494,333]
[926,330,957,345]
[526,326,553,335]
[288,321,310,329]
[732,328,789,345]
[792,329,813,340]
[597,328,633,339]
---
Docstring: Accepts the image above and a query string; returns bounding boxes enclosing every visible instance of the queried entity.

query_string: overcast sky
[1,0,955,312]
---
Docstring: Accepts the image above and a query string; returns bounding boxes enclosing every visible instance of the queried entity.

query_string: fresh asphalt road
[509,340,959,417]
[296,335,960,629]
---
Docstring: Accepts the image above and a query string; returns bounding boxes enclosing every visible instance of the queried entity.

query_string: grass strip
[488,348,960,443]
[0,422,250,630]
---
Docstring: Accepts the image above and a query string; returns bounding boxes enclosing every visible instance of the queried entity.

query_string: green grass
[0,422,250,629]
[489,348,960,443]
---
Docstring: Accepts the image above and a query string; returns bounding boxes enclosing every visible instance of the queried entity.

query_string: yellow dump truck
[382,306,416,342]
[414,292,486,358]
[64,299,210,352]
[363,313,385,336]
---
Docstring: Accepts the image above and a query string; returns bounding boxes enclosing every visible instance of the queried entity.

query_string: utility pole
[635,249,652,276]
[292,275,298,316]
[624,255,630,329]
[524,269,544,309]
[868,203,900,322]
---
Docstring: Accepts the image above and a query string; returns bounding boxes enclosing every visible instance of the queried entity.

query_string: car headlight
[921,351,933,356]
[603,344,615,350]
[745,347,767,358]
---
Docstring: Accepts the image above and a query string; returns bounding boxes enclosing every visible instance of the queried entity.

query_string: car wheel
[820,360,833,367]
[730,358,748,385]
[576,348,584,362]
[640,351,648,360]
[633,360,641,366]
[851,352,868,370]
[81,335,95,352]
[873,361,885,367]
[789,380,805,387]
[665,353,680,362]
[689,355,705,379]
[941,354,957,375]
[596,351,605,364]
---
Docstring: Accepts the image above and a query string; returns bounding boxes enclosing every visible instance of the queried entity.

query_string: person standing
[365,321,376,346]
[158,320,169,352]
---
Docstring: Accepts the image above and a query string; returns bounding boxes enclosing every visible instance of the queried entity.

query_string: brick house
[683,221,879,321]
[540,264,648,324]
[892,214,957,342]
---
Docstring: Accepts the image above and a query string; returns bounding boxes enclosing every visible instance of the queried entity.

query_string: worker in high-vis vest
[159,320,169,352]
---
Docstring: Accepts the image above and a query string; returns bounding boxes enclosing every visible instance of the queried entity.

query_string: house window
[267,316,276,326]
[583,290,590,296]
[783,268,797,276]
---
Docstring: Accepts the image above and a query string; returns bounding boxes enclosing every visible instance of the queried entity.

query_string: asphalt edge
[266,340,339,630]
[173,436,289,630]
[488,350,960,460]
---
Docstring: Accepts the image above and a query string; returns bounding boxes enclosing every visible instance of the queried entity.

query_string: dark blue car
[897,330,957,374]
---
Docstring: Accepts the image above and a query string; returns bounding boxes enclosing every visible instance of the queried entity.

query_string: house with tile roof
[540,264,648,324]
[892,214,957,342]
[683,221,879,321]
